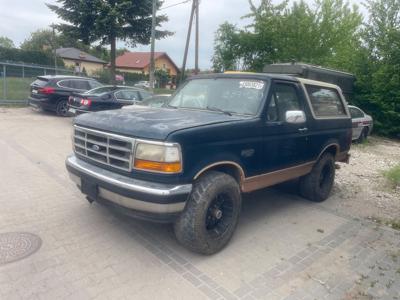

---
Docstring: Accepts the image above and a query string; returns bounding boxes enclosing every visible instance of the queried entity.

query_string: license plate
[32,89,38,94]
[69,108,76,114]
[81,179,98,200]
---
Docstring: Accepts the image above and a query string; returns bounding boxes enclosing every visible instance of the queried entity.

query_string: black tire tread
[299,153,335,202]
[174,171,241,255]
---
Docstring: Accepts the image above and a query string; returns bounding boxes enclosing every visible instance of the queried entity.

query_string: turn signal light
[134,159,182,173]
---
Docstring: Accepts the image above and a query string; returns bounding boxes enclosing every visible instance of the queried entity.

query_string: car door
[262,80,310,172]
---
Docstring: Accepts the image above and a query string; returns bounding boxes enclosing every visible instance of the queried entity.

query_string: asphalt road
[0,108,399,300]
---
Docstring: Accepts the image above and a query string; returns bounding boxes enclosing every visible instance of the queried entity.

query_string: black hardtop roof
[263,63,355,78]
[189,72,300,82]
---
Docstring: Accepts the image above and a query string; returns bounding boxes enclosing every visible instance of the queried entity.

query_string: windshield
[168,78,267,115]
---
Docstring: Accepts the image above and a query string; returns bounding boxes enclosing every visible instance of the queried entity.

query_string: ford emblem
[91,144,101,151]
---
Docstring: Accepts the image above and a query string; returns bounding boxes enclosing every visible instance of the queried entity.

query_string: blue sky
[0,0,365,70]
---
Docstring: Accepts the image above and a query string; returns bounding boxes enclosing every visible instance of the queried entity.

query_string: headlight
[134,141,182,173]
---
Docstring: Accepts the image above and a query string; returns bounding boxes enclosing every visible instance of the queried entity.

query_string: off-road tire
[174,171,241,255]
[299,153,335,202]
[56,99,69,117]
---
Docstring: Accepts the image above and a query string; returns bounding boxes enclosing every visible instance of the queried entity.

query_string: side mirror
[285,110,306,124]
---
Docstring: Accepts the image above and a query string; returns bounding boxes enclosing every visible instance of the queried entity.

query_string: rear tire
[299,153,335,202]
[56,99,69,117]
[174,171,241,255]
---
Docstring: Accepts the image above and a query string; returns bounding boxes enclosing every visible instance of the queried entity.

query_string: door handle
[298,127,308,133]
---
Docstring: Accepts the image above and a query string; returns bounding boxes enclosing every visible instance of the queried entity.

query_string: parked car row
[28,75,171,116]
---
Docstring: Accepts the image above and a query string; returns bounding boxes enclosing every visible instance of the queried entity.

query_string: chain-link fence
[0,61,74,105]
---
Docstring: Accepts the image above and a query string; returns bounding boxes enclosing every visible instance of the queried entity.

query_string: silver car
[349,105,373,142]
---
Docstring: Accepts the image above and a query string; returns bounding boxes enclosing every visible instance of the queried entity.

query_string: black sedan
[68,86,152,115]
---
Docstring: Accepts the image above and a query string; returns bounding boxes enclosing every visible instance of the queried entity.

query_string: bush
[384,164,400,187]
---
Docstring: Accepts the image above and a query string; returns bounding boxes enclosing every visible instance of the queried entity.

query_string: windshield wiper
[206,106,232,116]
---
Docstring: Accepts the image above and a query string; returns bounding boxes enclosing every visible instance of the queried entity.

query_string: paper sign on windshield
[239,81,265,90]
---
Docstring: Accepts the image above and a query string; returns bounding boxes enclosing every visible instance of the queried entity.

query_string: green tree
[212,0,362,72]
[354,0,400,136]
[47,0,172,82]
[20,29,55,52]
[0,36,15,48]
[212,23,241,72]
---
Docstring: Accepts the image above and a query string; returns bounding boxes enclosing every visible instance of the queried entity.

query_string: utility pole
[149,0,157,92]
[51,24,58,75]
[180,0,196,83]
[194,0,199,74]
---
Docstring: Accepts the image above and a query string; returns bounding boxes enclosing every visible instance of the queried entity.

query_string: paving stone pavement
[0,108,399,300]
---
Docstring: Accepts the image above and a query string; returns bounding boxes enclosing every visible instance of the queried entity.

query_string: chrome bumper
[66,155,191,214]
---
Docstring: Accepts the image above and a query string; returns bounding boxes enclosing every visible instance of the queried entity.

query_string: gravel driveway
[0,108,399,300]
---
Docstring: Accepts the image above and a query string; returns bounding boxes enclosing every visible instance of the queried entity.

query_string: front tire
[174,171,241,255]
[299,153,335,202]
[56,99,69,117]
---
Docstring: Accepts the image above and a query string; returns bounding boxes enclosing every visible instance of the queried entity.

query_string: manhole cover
[0,232,42,265]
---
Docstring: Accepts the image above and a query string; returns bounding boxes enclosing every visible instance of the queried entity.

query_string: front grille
[73,126,135,171]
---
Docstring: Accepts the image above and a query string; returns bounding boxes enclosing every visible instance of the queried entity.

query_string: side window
[71,80,91,90]
[58,80,71,88]
[115,90,139,101]
[306,85,346,117]
[350,107,364,119]
[89,80,102,89]
[267,83,301,121]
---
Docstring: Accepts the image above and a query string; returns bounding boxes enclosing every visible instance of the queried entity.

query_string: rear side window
[349,107,364,118]
[115,90,139,101]
[305,85,346,117]
[57,80,72,88]
[32,78,49,87]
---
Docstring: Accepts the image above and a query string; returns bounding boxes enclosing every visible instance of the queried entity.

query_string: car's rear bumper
[66,155,191,222]
[29,97,54,110]
[68,105,89,116]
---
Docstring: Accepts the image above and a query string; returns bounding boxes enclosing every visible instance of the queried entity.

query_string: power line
[160,0,191,10]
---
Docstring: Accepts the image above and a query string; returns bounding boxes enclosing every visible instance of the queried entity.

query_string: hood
[74,106,249,140]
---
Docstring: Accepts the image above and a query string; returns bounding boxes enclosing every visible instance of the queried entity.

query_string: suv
[66,73,352,254]
[29,75,102,116]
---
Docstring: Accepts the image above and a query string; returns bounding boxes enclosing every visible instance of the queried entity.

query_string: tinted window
[71,80,91,90]
[349,107,364,119]
[115,90,139,101]
[306,85,346,117]
[89,80,102,89]
[58,80,72,88]
[32,78,49,87]
[169,78,267,115]
[267,83,301,121]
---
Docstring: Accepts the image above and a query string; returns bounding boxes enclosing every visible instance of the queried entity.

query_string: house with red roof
[115,52,179,79]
